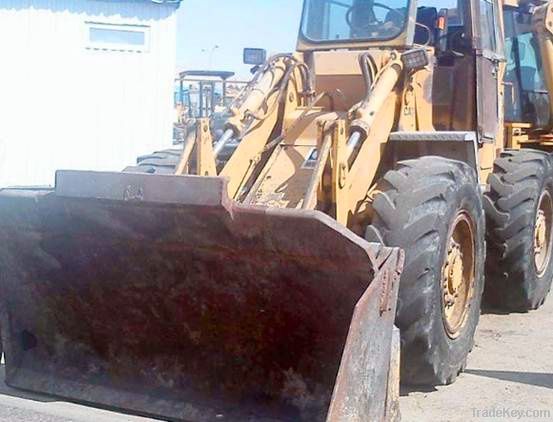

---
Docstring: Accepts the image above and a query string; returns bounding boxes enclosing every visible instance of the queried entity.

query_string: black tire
[123,148,183,175]
[366,157,485,386]
[484,149,553,311]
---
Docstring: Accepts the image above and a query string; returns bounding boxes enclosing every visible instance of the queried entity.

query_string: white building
[0,0,181,187]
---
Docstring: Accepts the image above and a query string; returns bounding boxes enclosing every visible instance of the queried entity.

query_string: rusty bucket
[0,171,402,421]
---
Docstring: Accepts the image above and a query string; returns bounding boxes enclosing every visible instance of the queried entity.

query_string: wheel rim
[534,190,553,278]
[442,211,476,339]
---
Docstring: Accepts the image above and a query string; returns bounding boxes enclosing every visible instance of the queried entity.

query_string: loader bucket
[0,171,403,422]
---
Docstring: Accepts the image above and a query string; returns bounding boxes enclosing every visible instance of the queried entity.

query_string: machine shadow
[465,369,553,389]
[399,384,438,396]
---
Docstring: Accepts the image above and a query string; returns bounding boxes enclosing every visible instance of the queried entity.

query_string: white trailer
[0,0,181,187]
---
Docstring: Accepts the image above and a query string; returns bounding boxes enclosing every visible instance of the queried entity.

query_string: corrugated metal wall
[0,0,179,186]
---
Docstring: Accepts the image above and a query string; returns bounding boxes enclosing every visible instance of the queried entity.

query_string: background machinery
[1,0,553,421]
[174,70,248,143]
[143,69,251,176]
[152,70,249,176]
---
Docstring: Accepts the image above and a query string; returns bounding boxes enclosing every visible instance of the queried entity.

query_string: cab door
[472,0,505,143]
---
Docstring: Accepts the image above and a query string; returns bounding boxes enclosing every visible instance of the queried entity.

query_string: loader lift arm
[173,47,427,232]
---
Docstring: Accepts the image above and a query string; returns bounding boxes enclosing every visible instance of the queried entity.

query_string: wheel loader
[1,0,553,421]
[172,70,247,146]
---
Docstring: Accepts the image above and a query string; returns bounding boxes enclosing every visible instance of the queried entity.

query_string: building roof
[0,0,182,15]
[101,0,181,6]
[150,0,182,5]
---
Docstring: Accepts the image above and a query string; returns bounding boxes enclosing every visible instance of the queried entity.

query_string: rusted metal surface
[326,247,402,422]
[385,327,401,422]
[0,171,402,422]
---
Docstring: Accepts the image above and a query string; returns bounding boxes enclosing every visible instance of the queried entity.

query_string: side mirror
[243,48,267,66]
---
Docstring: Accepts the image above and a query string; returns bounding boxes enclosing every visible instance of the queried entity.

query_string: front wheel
[366,157,485,386]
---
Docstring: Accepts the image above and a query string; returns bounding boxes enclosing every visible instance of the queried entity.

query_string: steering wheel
[346,2,404,33]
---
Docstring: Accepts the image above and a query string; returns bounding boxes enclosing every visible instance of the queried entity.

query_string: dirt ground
[400,299,553,422]
[0,299,552,422]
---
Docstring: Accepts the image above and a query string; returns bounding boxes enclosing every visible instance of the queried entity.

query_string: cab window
[504,8,550,127]
[301,0,411,43]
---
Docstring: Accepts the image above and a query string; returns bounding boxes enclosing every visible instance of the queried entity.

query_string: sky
[176,0,305,79]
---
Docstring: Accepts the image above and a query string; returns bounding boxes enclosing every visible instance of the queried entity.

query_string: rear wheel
[123,148,183,175]
[366,157,485,385]
[484,149,553,311]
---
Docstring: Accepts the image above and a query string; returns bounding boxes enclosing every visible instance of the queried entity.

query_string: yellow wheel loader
[1,0,553,421]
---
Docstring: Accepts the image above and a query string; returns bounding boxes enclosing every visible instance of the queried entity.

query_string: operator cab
[298,0,505,142]
[298,1,478,128]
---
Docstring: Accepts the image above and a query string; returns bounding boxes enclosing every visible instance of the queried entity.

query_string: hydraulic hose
[358,52,378,106]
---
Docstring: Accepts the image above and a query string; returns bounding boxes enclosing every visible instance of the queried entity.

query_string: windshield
[301,0,411,43]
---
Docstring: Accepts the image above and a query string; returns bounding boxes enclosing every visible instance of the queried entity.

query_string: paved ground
[0,299,551,422]
[401,299,553,422]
